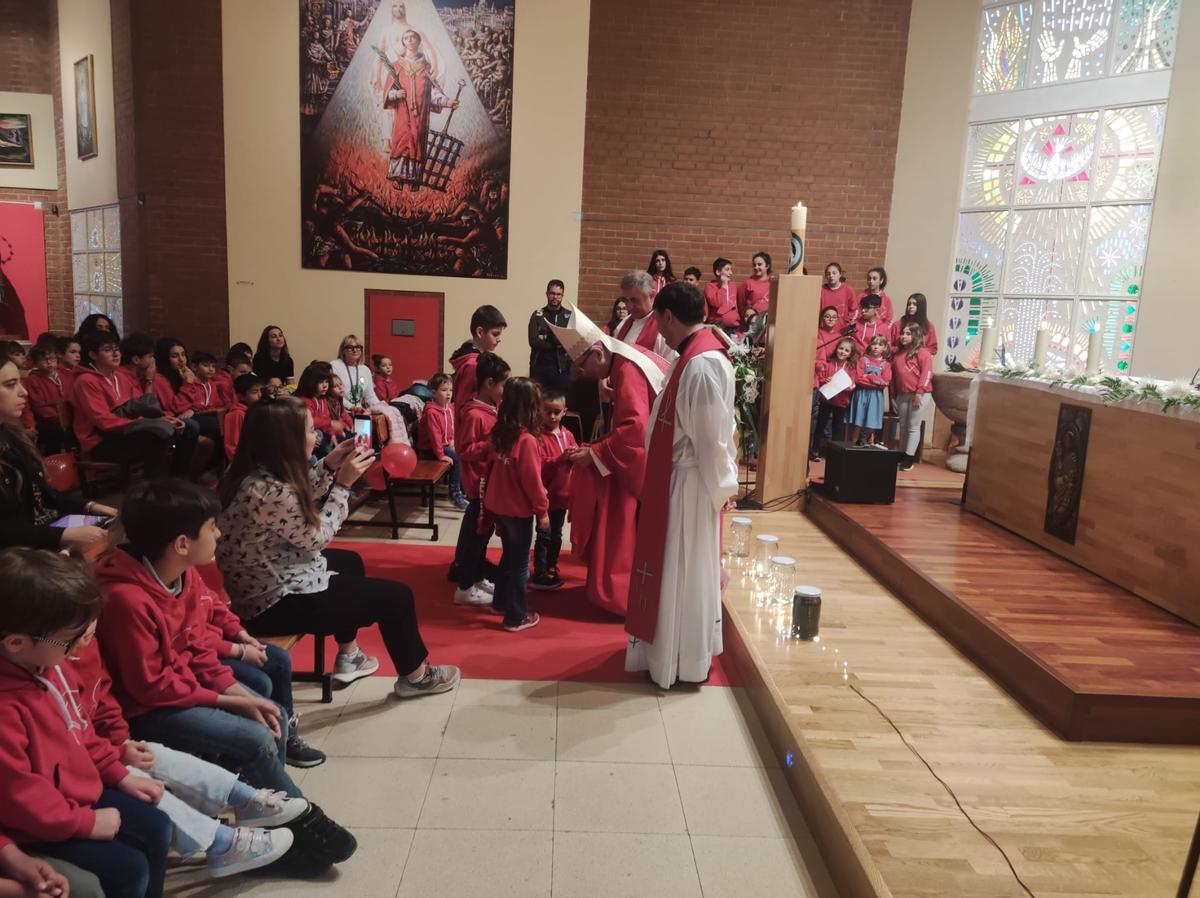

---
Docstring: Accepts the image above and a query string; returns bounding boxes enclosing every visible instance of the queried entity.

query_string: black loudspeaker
[820,441,901,504]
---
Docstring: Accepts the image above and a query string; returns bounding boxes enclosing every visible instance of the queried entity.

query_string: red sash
[625,328,727,643]
[615,313,660,352]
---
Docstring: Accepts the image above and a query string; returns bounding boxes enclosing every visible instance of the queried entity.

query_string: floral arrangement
[985,363,1200,413]
[728,338,765,440]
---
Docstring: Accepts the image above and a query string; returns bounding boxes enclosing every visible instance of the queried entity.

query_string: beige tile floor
[165,677,838,898]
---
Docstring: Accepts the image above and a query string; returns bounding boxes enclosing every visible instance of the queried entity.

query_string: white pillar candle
[1032,325,1049,369]
[788,202,807,274]
[1085,329,1104,376]
[977,324,998,371]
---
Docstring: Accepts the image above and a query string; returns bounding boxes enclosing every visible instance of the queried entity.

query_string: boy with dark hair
[118,332,157,396]
[0,548,173,898]
[93,480,310,800]
[452,352,510,606]
[450,304,506,438]
[851,294,887,352]
[531,386,576,591]
[704,257,740,329]
[222,373,262,463]
[682,266,703,287]
[55,336,81,376]
[24,346,74,454]
[215,346,254,407]
[418,372,468,509]
[177,352,227,439]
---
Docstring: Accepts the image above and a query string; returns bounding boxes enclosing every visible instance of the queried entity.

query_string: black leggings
[244,549,429,677]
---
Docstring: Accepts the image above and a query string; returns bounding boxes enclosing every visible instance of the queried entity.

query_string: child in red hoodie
[176,352,227,441]
[0,548,173,898]
[294,364,335,458]
[23,346,74,454]
[371,354,401,402]
[812,338,858,457]
[418,373,468,509]
[450,304,507,438]
[452,353,509,608]
[891,323,933,472]
[483,377,549,632]
[94,480,304,799]
[222,373,262,463]
[531,388,576,591]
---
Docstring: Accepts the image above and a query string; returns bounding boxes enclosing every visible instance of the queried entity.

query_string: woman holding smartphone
[0,356,117,551]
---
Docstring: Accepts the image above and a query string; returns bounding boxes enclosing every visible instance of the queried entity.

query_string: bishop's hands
[564,445,594,469]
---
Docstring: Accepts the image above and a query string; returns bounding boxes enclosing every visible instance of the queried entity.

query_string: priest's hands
[565,446,594,468]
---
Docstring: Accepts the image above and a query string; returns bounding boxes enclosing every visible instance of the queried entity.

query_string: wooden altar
[965,375,1200,626]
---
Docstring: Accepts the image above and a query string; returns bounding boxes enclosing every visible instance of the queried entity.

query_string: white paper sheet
[818,367,853,400]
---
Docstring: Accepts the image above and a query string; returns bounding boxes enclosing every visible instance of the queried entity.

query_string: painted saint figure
[381,30,458,191]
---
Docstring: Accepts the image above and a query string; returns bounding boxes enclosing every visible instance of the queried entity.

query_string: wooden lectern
[753,274,822,504]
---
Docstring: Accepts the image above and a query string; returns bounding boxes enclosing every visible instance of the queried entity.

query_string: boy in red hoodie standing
[95,480,301,798]
[418,373,468,510]
[450,305,506,438]
[452,353,509,607]
[0,548,172,898]
[531,387,576,591]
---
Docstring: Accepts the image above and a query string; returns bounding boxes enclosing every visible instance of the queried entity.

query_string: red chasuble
[625,328,727,643]
[615,313,662,352]
[569,348,667,616]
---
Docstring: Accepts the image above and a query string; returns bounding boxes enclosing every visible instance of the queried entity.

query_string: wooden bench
[349,458,452,541]
[262,634,334,704]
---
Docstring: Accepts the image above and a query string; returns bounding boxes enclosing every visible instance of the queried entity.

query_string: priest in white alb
[625,282,739,688]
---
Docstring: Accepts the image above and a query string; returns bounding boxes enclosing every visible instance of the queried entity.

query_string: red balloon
[43,453,79,493]
[363,461,388,492]
[381,443,417,479]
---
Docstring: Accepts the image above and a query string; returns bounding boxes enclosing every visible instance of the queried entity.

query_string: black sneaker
[286,803,357,866]
[530,572,562,591]
[286,732,327,768]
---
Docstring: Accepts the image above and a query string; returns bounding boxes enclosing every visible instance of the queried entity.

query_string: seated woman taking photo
[215,395,459,698]
[0,357,116,551]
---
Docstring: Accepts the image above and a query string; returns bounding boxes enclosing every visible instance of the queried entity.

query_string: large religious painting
[1044,403,1091,545]
[0,203,50,340]
[300,0,514,278]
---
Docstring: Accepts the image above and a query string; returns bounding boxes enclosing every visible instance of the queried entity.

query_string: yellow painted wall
[221,0,591,375]
[58,0,118,210]
[887,1,1199,381]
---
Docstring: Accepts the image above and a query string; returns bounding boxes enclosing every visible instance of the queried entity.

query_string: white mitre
[548,303,667,394]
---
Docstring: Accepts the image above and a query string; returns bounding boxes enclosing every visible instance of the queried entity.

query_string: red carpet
[284,542,740,686]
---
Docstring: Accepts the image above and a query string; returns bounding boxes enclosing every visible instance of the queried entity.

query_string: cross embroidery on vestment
[633,563,655,610]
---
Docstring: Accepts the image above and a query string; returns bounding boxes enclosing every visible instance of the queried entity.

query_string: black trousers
[91,429,174,478]
[814,403,846,451]
[533,507,566,573]
[245,548,429,677]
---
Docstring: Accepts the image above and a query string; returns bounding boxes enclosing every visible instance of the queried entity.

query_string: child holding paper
[813,338,858,457]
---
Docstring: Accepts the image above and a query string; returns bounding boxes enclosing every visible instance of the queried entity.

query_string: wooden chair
[348,458,452,541]
[261,634,334,704]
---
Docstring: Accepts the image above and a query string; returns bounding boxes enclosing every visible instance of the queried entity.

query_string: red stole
[625,328,727,643]
[615,313,660,352]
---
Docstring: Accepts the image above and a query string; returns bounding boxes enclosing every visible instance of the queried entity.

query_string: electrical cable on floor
[848,682,1037,898]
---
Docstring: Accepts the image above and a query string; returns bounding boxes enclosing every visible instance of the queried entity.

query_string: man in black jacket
[527,279,573,392]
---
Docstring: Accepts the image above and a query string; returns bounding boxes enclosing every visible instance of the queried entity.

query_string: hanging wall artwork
[0,203,49,340]
[0,114,34,167]
[299,0,515,278]
[73,55,97,160]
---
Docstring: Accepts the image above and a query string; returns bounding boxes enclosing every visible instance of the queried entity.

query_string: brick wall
[0,0,73,335]
[115,0,229,354]
[576,0,912,321]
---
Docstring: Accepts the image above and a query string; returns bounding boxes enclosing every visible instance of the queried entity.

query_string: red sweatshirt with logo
[483,430,549,519]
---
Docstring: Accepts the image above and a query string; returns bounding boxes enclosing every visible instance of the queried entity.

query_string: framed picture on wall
[0,114,33,167]
[74,55,97,160]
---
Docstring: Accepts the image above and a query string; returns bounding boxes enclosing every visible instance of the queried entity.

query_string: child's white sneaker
[208,827,293,877]
[453,585,491,605]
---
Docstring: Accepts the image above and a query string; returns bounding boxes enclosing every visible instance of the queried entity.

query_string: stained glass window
[976,3,1035,93]
[1112,0,1180,73]
[70,204,123,331]
[1005,207,1087,295]
[1092,104,1164,200]
[962,120,1019,207]
[952,211,1008,296]
[943,295,1000,368]
[997,298,1075,366]
[1031,0,1114,85]
[1078,203,1150,296]
[1015,112,1098,204]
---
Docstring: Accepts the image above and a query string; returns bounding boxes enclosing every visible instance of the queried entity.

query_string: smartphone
[353,415,373,450]
[51,514,112,529]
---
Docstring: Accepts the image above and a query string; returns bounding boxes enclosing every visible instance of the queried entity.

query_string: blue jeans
[192,411,220,441]
[494,514,534,627]
[129,694,300,797]
[27,789,172,898]
[223,644,294,720]
[533,508,566,574]
[443,445,463,494]
[454,498,491,590]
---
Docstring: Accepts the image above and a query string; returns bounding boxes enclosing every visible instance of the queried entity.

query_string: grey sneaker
[393,664,461,699]
[208,827,293,877]
[333,649,379,684]
[233,788,310,828]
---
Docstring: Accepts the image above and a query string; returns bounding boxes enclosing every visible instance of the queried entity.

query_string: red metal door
[365,290,444,389]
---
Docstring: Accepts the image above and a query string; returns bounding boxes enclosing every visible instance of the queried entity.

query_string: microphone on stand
[1190,364,1200,386]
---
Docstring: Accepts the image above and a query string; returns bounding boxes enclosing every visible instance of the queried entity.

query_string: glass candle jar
[791,586,822,640]
[769,556,796,606]
[752,534,780,580]
[728,517,753,558]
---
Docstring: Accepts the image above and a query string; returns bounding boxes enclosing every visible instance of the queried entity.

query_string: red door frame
[363,289,445,385]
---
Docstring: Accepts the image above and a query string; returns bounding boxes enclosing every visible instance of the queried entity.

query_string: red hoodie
[223,401,246,463]
[213,370,235,407]
[24,369,70,421]
[149,372,189,416]
[857,290,894,325]
[538,427,577,510]
[304,396,333,437]
[821,282,858,327]
[195,561,244,657]
[373,374,400,403]
[94,548,238,719]
[71,367,141,454]
[178,379,223,413]
[418,400,455,458]
[457,398,497,500]
[64,638,131,745]
[483,430,549,519]
[892,348,933,396]
[450,346,480,437]
[816,359,857,408]
[0,657,128,844]
[737,277,771,319]
[703,281,740,329]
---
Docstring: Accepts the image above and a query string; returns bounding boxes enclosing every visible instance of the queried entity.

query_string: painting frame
[73,54,98,160]
[0,113,34,168]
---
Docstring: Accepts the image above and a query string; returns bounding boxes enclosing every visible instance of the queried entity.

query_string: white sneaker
[477,579,496,595]
[233,788,310,827]
[208,827,293,878]
[454,586,492,606]
[332,649,380,684]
